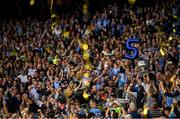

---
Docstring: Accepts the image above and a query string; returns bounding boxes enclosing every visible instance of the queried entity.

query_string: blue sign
[125,38,140,60]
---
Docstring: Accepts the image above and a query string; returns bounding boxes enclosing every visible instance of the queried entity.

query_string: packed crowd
[0,0,180,118]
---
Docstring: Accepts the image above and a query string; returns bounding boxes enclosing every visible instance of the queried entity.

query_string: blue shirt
[110,68,120,77]
[129,111,141,118]
[117,24,125,36]
[159,58,165,68]
[118,73,128,88]
[103,19,110,28]
[54,81,60,89]
[89,108,101,117]
[76,46,81,53]
[166,96,173,107]
[169,112,176,119]
[97,19,102,29]
[96,84,101,90]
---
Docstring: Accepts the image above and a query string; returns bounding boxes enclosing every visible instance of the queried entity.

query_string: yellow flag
[30,0,35,6]
[85,64,91,70]
[63,31,70,38]
[128,0,136,5]
[52,56,59,65]
[83,90,89,99]
[83,52,90,60]
[84,72,89,78]
[83,4,88,14]
[160,48,165,56]
[82,44,89,50]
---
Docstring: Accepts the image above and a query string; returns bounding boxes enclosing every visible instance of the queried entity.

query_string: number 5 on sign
[125,38,140,60]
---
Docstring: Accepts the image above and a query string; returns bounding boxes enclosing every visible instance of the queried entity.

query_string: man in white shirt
[17,71,29,84]
[28,62,37,77]
[29,81,40,100]
[54,25,62,37]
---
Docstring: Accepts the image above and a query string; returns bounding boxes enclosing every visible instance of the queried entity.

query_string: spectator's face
[29,63,33,68]
[34,81,39,88]
[114,63,118,68]
[28,75,32,82]
[164,110,170,117]
[0,89,3,96]
[16,94,22,101]
[91,85,97,93]
[34,71,39,78]
[12,88,17,95]
[0,79,2,84]
[129,83,134,90]
[40,71,44,77]
[42,96,46,102]
[90,100,96,108]
[50,69,54,76]
[46,81,51,86]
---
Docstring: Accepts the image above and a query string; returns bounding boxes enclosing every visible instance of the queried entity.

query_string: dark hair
[138,85,145,92]
[40,104,47,114]
[164,107,171,112]
[174,105,180,118]
[88,112,95,118]
[47,111,55,118]
[78,111,86,118]
[112,110,119,118]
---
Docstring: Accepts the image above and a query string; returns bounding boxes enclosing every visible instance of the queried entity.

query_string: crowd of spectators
[0,0,179,118]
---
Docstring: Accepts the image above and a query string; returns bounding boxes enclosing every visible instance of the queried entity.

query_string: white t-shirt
[54,27,61,37]
[28,68,37,77]
[142,83,151,93]
[37,100,44,107]
[17,74,29,84]
[30,87,39,100]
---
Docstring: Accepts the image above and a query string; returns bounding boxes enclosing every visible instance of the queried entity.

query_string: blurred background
[0,0,175,20]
